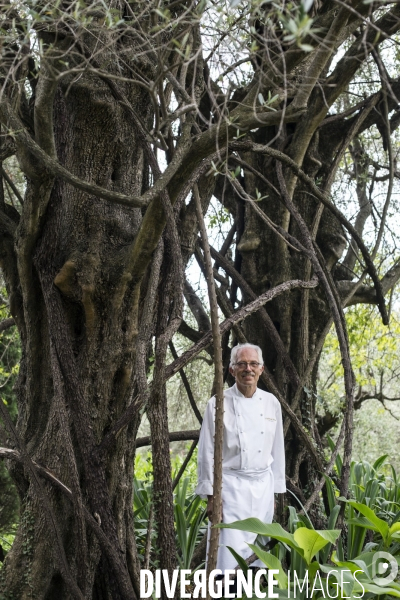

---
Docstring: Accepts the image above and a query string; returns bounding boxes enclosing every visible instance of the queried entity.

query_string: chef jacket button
[261,431,264,434]
[258,450,261,453]
[260,413,263,416]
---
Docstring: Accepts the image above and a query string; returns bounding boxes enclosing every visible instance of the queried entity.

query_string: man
[195,343,286,571]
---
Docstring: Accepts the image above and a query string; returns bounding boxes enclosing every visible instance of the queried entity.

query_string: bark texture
[0,1,400,597]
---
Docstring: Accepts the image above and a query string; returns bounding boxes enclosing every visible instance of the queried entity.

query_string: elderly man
[195,343,286,571]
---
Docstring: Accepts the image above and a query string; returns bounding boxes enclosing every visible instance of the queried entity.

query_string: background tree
[0,0,400,598]
[317,303,400,467]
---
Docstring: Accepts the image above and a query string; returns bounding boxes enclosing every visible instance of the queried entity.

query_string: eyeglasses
[234,361,262,369]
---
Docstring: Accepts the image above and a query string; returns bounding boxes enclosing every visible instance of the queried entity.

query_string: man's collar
[233,383,258,398]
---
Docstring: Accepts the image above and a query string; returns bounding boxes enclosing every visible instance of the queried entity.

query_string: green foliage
[321,305,400,393]
[174,478,207,569]
[218,519,340,567]
[133,476,207,570]
[133,477,154,566]
[318,305,400,469]
[133,446,206,569]
[0,288,20,539]
[135,447,199,492]
[215,459,400,599]
[221,508,400,598]
[324,454,400,560]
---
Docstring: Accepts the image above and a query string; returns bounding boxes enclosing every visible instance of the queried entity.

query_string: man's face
[229,347,264,391]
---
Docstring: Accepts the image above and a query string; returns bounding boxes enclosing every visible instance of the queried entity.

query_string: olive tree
[0,0,400,598]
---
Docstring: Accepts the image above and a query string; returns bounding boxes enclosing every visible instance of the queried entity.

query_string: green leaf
[319,564,355,598]
[389,522,400,536]
[360,582,400,597]
[247,544,288,589]
[346,517,382,532]
[226,546,251,573]
[340,499,389,541]
[293,528,340,565]
[307,560,320,582]
[217,519,301,553]
[323,475,337,512]
[327,505,341,530]
[372,455,388,471]
[331,551,369,575]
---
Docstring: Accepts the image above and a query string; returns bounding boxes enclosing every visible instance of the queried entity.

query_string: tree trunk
[1,68,152,599]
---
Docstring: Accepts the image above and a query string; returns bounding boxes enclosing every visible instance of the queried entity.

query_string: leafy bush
[217,457,400,599]
[133,475,206,570]
[219,512,400,598]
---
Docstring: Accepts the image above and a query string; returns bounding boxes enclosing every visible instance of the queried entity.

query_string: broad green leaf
[319,564,355,598]
[346,517,382,532]
[315,529,341,544]
[250,591,288,600]
[352,550,377,572]
[389,522,400,536]
[331,551,369,576]
[360,582,400,597]
[293,528,340,565]
[247,544,288,589]
[340,499,389,541]
[217,520,301,553]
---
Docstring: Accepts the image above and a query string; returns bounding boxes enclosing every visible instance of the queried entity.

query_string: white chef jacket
[195,384,286,571]
[195,384,286,498]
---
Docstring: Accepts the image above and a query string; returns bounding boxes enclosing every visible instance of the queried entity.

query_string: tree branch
[166,277,318,380]
[172,439,199,491]
[193,182,224,581]
[183,280,211,334]
[0,318,15,333]
[205,239,301,388]
[169,341,203,425]
[135,430,200,448]
[337,260,400,305]
[230,141,388,324]
[1,167,24,205]
[322,4,400,113]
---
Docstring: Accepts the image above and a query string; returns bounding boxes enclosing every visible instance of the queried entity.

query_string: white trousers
[206,469,274,572]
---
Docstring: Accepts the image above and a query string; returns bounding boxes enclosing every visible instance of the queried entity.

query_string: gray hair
[230,343,264,367]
